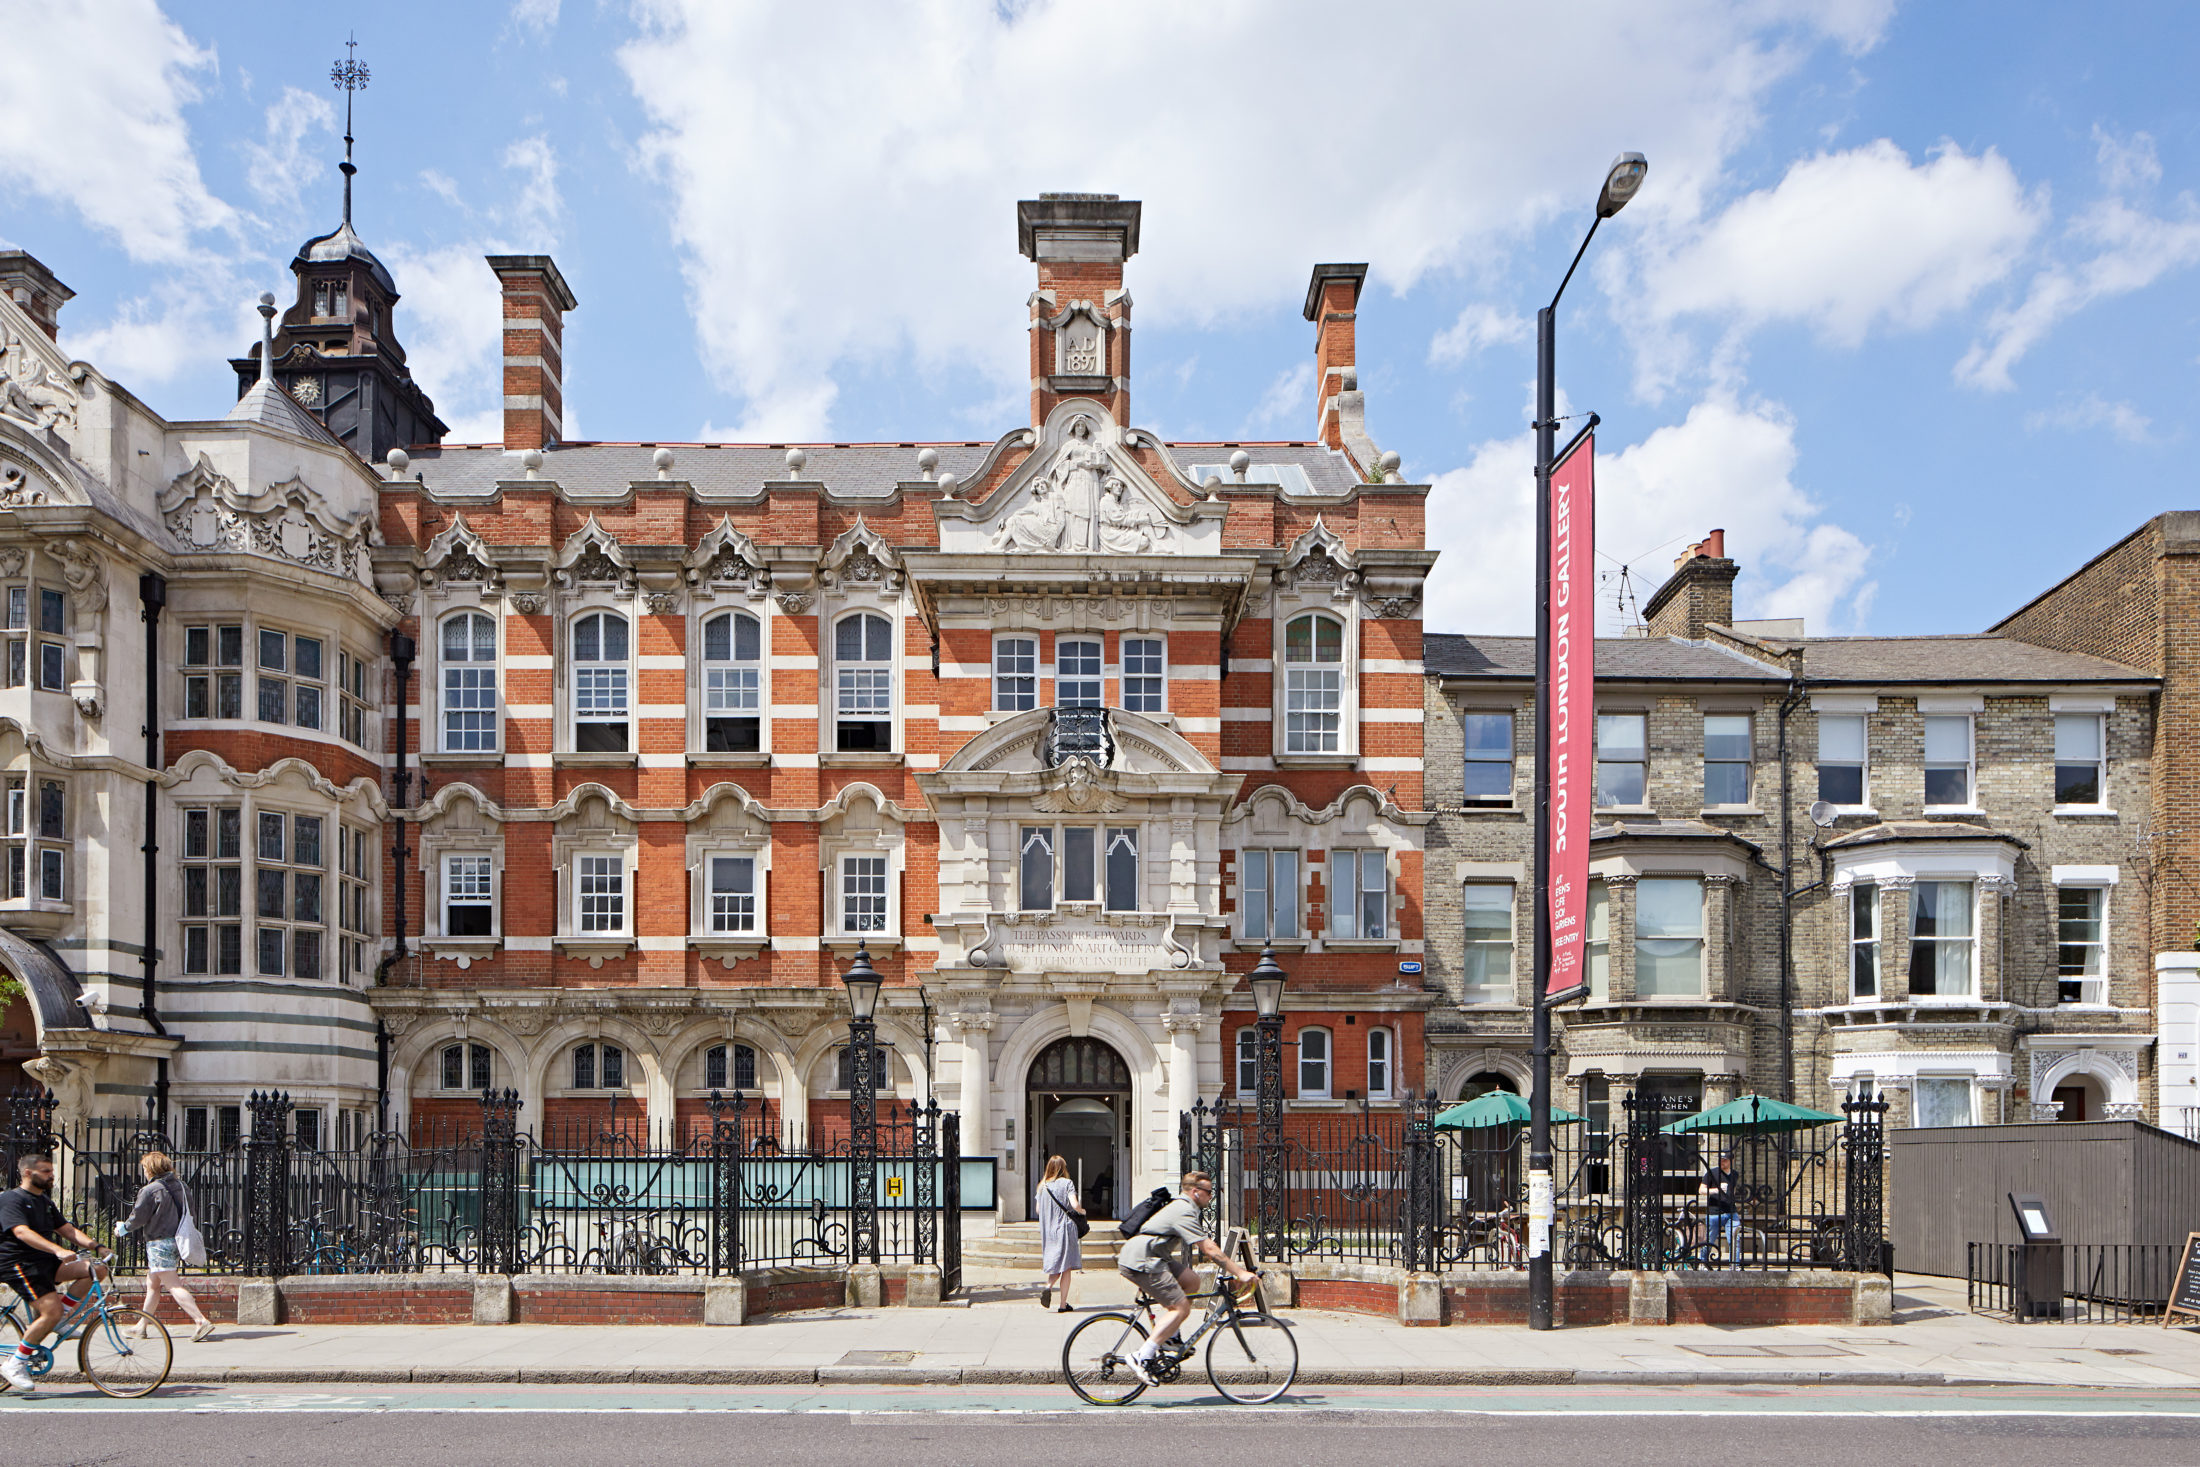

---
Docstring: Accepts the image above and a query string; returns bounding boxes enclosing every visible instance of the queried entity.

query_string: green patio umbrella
[1434,1090,1587,1130]
[1659,1093,1843,1136]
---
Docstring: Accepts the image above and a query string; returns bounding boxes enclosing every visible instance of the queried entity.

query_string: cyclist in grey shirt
[1114,1171,1259,1384]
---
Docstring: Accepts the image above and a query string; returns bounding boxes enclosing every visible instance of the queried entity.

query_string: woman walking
[1036,1155,1086,1313]
[120,1152,215,1342]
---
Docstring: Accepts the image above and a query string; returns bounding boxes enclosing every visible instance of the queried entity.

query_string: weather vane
[330,35,370,226]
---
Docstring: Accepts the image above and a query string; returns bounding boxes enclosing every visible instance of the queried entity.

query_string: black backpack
[1117,1186,1175,1239]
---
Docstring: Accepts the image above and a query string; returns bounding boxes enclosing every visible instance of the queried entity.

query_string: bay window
[181,806,244,975]
[1907,881,1975,998]
[181,623,244,720]
[1850,882,1879,1000]
[1633,877,1704,997]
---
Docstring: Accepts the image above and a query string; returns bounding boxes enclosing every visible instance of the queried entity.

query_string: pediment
[938,707,1216,781]
[0,433,80,510]
[935,401,1221,556]
[553,514,634,589]
[422,513,500,585]
[685,515,768,590]
[157,454,372,580]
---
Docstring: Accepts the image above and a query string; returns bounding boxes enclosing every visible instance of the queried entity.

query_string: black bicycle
[1061,1276,1297,1406]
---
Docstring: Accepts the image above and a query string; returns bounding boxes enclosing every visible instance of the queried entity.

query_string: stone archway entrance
[1028,1037,1131,1219]
[1457,1071,1519,1102]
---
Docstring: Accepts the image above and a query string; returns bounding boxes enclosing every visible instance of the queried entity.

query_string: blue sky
[3,1,2197,640]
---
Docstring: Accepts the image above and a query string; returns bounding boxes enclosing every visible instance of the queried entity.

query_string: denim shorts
[145,1237,182,1272]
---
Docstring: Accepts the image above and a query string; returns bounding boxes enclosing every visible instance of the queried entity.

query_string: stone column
[1162,1011,1203,1117]
[950,1013,994,1161]
[1606,875,1638,1002]
[1703,873,1739,1002]
[1882,877,1914,1000]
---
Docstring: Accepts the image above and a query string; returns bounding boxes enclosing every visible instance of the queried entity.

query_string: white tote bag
[168,1178,205,1266]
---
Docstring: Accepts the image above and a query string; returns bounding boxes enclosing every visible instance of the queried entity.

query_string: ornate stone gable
[0,327,81,435]
[157,455,373,581]
[935,402,1221,557]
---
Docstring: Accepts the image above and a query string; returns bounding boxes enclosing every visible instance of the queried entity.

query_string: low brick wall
[115,1274,242,1325]
[281,1277,479,1325]
[1282,1262,1885,1326]
[511,1276,704,1326]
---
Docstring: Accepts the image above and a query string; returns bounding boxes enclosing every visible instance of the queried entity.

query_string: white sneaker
[0,1352,36,1394]
[1125,1350,1157,1386]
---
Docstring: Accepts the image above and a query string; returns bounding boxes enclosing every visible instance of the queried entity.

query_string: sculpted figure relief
[988,476,1067,552]
[1097,476,1170,554]
[1051,414,1107,551]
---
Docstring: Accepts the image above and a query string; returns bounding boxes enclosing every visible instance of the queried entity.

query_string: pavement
[10,1270,2200,1393]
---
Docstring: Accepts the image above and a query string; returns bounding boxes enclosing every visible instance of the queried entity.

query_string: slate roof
[395,439,1366,500]
[1426,632,2154,688]
[1425,634,1782,682]
[1824,820,2028,851]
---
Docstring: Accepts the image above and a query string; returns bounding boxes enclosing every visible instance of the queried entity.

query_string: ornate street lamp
[1529,150,1647,1332]
[1249,945,1288,1261]
[843,946,883,1266]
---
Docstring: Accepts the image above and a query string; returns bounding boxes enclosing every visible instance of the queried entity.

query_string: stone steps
[962,1222,1129,1268]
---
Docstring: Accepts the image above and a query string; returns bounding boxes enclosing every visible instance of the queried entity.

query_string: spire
[331,35,369,227]
[256,292,276,384]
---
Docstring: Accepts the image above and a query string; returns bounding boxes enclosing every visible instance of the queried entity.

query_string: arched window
[441,612,497,752]
[572,1041,624,1090]
[572,611,630,752]
[704,1042,757,1092]
[1283,614,1343,753]
[1296,1026,1332,1098]
[834,613,892,752]
[702,611,762,752]
[835,1037,891,1091]
[440,1042,492,1091]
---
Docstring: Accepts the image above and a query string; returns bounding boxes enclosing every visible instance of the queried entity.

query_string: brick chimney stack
[486,254,577,451]
[0,251,74,341]
[1305,262,1366,452]
[1019,194,1139,427]
[1642,529,1739,640]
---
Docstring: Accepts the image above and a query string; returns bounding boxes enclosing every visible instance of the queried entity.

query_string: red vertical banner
[1545,432,1596,998]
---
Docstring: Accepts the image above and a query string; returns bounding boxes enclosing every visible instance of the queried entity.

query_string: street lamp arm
[1546,215,1603,315]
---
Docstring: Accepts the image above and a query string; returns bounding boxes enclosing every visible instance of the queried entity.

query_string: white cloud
[241,85,336,210]
[2025,392,2153,445]
[1425,395,1873,638]
[617,0,1879,437]
[1245,362,1313,434]
[1640,140,2042,349]
[1429,303,1529,366]
[0,0,235,263]
[1956,197,2200,391]
[511,0,560,38]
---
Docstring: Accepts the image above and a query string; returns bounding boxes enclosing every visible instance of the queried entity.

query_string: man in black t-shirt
[1,1153,113,1395]
[1700,1149,1742,1267]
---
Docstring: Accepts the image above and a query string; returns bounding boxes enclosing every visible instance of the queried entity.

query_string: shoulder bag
[167,1176,205,1266]
[1049,1179,1090,1238]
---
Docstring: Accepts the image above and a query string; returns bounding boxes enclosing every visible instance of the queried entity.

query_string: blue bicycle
[1,1269,173,1398]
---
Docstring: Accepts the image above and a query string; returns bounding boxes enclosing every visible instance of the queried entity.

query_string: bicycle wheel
[1062,1311,1150,1406]
[79,1308,172,1398]
[1205,1310,1298,1405]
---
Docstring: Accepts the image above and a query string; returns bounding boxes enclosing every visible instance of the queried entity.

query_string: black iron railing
[12,1087,971,1284]
[1968,1240,2186,1324]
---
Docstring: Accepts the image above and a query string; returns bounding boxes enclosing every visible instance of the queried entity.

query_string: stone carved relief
[0,547,23,578]
[987,413,1178,556]
[645,592,680,615]
[159,457,371,579]
[1275,517,1360,595]
[820,518,903,591]
[1,462,47,507]
[45,538,106,616]
[775,589,813,615]
[552,515,635,593]
[507,593,544,615]
[420,515,500,589]
[0,331,80,433]
[1056,307,1105,376]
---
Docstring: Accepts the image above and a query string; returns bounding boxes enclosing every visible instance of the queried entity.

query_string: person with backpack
[1036,1155,1087,1313]
[117,1151,215,1343]
[1112,1170,1259,1386]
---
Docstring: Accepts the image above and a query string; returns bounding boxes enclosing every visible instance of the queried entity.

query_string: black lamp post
[1249,944,1288,1261]
[1530,151,1646,1332]
[843,946,883,1266]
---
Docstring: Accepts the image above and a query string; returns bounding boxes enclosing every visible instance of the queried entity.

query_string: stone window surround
[1828,1049,2015,1124]
[819,794,907,951]
[1224,785,1417,955]
[415,783,504,969]
[563,598,638,759]
[821,580,905,759]
[1,760,71,930]
[550,788,639,965]
[690,601,772,758]
[1812,693,1878,816]
[429,606,503,757]
[176,609,372,756]
[1828,838,2017,1008]
[688,836,771,963]
[1272,595,1360,764]
[2049,863,2119,1008]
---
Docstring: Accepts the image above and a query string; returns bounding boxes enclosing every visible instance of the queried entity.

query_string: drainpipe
[388,631,416,966]
[1775,674,1808,1104]
[138,573,169,1129]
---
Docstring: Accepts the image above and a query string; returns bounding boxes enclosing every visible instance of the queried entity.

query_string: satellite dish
[1808,800,1838,829]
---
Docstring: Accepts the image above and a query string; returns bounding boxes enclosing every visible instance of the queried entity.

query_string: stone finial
[785,447,808,477]
[1229,450,1250,482]
[386,448,410,479]
[256,292,278,384]
[653,446,675,480]
[936,472,959,500]
[916,447,939,481]
[522,448,544,479]
[1378,450,1402,483]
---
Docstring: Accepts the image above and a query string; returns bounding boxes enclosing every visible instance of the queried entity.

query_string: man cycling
[2,1153,115,1395]
[1113,1170,1259,1386]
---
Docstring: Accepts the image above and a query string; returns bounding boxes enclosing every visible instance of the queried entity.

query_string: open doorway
[2050,1075,2102,1121]
[1028,1037,1130,1219]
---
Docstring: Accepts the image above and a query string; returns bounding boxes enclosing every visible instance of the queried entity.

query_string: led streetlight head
[1597,152,1648,219]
